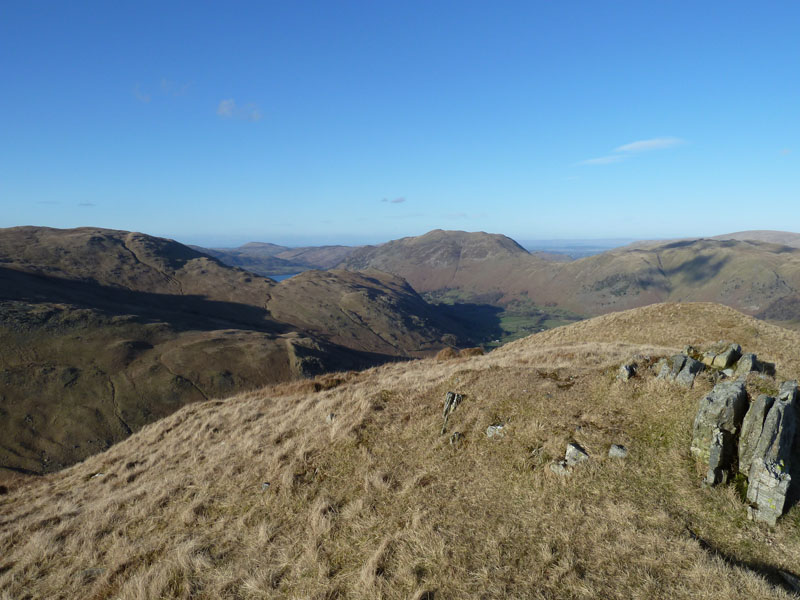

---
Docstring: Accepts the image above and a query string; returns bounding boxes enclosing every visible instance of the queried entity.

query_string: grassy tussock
[1,303,799,599]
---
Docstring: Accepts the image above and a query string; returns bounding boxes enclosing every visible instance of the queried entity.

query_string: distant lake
[268,273,301,282]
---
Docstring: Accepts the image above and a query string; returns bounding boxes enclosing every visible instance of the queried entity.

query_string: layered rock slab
[746,381,798,526]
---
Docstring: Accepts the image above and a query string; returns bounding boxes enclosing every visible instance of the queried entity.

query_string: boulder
[735,353,776,377]
[608,444,628,459]
[747,381,798,525]
[657,354,704,388]
[702,341,742,369]
[690,380,749,474]
[658,354,687,379]
[565,442,589,466]
[486,424,505,439]
[617,363,636,381]
[676,357,705,387]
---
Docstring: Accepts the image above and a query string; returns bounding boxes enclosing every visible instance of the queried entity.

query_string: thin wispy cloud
[578,155,625,166]
[217,99,262,121]
[381,197,406,204]
[615,137,685,153]
[133,83,151,103]
[578,136,685,166]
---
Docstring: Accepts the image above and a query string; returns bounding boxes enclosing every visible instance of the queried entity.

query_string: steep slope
[268,269,466,356]
[1,303,798,599]
[0,227,466,474]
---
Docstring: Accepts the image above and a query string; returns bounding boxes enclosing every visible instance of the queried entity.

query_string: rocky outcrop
[701,341,742,369]
[691,369,800,525]
[652,343,775,391]
[657,354,705,388]
[746,381,798,526]
[691,380,749,485]
[738,394,775,477]
[441,391,463,434]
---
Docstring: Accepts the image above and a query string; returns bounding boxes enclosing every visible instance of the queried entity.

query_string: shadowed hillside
[1,303,798,599]
[0,227,469,474]
[194,241,360,276]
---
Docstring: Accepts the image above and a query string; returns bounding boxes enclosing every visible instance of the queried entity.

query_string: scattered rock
[608,444,628,459]
[486,424,505,438]
[261,482,271,491]
[746,380,797,526]
[690,380,748,484]
[617,362,636,381]
[440,391,463,434]
[449,431,463,445]
[91,473,105,479]
[550,442,590,475]
[565,442,589,466]
[721,368,735,378]
[325,412,336,424]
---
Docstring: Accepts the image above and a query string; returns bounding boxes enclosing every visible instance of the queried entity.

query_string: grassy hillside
[341,230,800,329]
[0,227,470,475]
[2,303,798,599]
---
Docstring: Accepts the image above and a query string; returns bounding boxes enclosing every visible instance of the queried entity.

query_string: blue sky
[1,1,798,247]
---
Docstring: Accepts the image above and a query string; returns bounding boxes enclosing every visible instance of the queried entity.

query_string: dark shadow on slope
[686,527,800,595]
[0,267,286,334]
[663,255,731,284]
[429,302,504,344]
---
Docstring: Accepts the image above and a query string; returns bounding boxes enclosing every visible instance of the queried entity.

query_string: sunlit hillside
[1,303,798,599]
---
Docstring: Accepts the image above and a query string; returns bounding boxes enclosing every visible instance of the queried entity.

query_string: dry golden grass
[1,302,799,599]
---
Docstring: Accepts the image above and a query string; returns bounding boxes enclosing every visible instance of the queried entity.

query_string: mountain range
[340,229,800,324]
[0,226,466,474]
